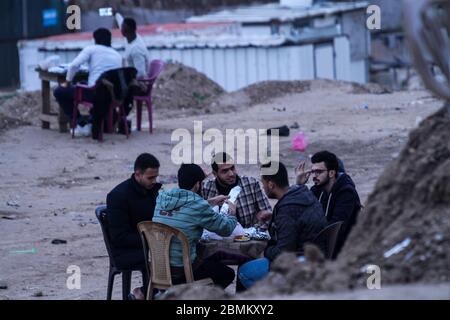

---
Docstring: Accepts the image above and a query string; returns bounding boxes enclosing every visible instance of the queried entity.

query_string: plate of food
[234,235,250,242]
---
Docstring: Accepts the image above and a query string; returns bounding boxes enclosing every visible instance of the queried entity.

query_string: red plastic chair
[134,60,165,134]
[72,84,129,142]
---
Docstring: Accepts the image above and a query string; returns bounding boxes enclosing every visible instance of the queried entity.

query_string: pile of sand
[0,91,59,132]
[163,104,450,300]
[152,62,225,116]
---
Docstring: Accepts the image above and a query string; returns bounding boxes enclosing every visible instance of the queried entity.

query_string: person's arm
[106,191,141,249]
[264,206,297,261]
[295,161,311,185]
[115,12,124,29]
[66,47,91,83]
[207,195,229,206]
[198,202,237,237]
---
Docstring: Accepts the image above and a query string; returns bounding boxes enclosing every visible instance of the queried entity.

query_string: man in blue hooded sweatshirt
[153,163,239,289]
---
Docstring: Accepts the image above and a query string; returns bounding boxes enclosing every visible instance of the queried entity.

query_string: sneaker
[82,123,92,137]
[73,124,91,137]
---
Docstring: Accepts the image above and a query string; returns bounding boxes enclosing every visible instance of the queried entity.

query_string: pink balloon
[291,132,308,152]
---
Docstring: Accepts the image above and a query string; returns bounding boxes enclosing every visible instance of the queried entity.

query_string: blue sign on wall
[42,9,58,27]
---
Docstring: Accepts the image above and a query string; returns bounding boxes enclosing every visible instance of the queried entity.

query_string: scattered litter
[433,234,444,242]
[403,251,414,262]
[51,239,67,245]
[383,238,411,258]
[6,201,19,208]
[267,125,290,137]
[290,122,300,129]
[291,131,308,152]
[415,116,423,126]
[0,281,7,290]
[1,215,17,220]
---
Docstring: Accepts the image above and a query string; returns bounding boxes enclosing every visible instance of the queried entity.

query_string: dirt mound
[337,104,450,285]
[0,114,30,134]
[350,82,392,94]
[152,62,225,115]
[0,91,59,133]
[204,80,312,115]
[241,81,312,105]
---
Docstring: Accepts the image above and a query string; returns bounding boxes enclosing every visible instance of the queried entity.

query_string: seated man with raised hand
[237,161,326,290]
[296,151,362,258]
[202,152,273,229]
[153,164,240,289]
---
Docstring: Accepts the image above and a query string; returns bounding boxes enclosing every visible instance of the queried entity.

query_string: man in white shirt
[115,13,150,78]
[54,28,122,137]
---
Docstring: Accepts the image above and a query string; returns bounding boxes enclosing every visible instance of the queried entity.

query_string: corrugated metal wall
[147,45,316,91]
[145,37,359,91]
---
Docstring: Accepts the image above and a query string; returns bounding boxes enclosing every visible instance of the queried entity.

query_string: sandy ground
[0,83,444,299]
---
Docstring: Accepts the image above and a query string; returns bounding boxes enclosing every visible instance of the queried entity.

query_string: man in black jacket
[106,153,161,299]
[237,161,326,289]
[296,151,361,258]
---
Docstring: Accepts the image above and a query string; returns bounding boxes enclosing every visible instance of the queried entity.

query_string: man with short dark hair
[296,150,361,258]
[115,13,149,78]
[237,161,326,289]
[202,152,272,229]
[106,153,161,299]
[153,164,239,289]
[54,28,122,137]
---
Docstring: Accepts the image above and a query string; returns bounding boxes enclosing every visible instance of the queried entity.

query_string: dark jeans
[170,250,250,289]
[53,85,94,126]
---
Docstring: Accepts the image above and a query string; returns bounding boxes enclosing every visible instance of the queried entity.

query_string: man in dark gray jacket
[237,161,326,289]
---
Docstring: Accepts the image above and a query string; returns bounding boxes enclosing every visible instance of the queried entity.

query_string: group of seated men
[105,151,361,299]
[54,13,148,139]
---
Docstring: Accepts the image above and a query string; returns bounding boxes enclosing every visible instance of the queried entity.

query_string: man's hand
[60,81,70,88]
[226,201,237,216]
[256,210,272,223]
[295,161,311,185]
[207,195,229,207]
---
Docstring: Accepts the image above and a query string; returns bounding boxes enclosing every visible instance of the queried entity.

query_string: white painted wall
[334,36,352,82]
[314,43,335,80]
